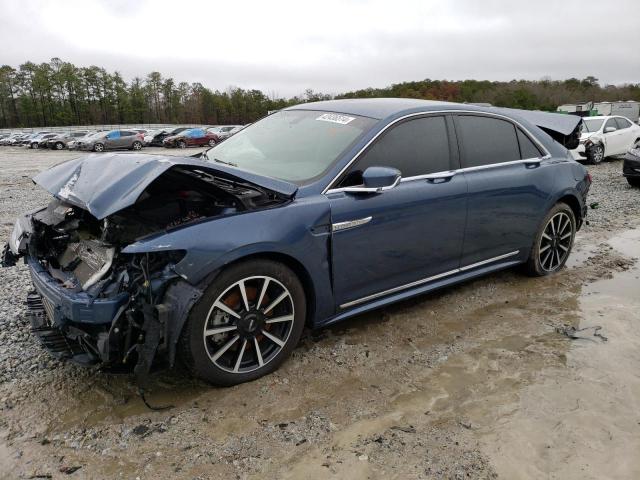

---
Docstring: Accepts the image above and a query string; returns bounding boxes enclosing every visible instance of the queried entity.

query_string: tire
[586,143,604,164]
[524,202,576,276]
[208,139,216,147]
[179,259,306,386]
[177,140,187,149]
[132,141,142,150]
[93,143,104,152]
[55,142,64,150]
[31,143,38,149]
[627,177,640,188]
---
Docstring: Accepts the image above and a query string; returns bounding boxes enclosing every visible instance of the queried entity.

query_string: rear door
[328,115,468,308]
[453,114,554,267]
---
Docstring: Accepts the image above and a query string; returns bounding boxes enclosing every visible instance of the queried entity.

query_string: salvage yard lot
[1,147,640,479]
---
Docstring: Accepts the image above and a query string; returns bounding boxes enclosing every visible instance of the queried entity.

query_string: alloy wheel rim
[203,276,295,374]
[539,212,573,272]
[593,146,603,162]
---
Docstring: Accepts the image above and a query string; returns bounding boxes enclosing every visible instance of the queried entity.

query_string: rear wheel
[208,139,216,147]
[179,259,306,386]
[55,142,64,150]
[627,177,640,188]
[31,143,38,149]
[525,203,576,276]
[586,143,604,164]
[132,141,142,150]
[93,143,104,152]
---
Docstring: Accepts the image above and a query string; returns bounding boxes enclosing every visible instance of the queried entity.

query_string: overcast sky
[0,0,638,97]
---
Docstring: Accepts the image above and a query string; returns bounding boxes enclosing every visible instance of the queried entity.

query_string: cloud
[0,0,637,96]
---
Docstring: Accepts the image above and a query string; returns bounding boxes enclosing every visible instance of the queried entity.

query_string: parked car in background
[571,116,640,164]
[1,99,591,386]
[207,125,244,140]
[163,128,219,148]
[76,130,144,152]
[30,133,58,149]
[623,147,640,187]
[0,133,27,145]
[146,127,189,146]
[67,131,98,150]
[46,131,89,150]
[143,128,168,145]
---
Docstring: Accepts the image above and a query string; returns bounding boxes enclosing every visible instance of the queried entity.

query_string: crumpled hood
[33,153,298,219]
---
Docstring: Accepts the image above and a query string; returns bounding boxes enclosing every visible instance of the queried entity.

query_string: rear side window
[120,130,135,137]
[517,129,542,159]
[615,117,631,129]
[342,116,451,183]
[457,116,521,167]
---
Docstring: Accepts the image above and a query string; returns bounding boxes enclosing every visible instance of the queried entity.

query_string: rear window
[457,115,521,167]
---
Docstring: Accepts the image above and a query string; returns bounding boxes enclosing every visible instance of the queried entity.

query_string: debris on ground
[555,325,608,342]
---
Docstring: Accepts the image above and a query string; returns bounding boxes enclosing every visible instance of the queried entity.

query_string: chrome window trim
[322,109,551,194]
[338,250,519,309]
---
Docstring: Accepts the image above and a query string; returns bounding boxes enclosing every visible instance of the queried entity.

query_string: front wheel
[31,143,38,149]
[55,142,64,150]
[586,143,604,164]
[525,203,576,276]
[627,177,640,188]
[177,140,187,149]
[179,259,306,386]
[208,139,216,147]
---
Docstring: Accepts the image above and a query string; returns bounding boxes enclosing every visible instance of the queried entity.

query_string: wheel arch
[553,192,583,230]
[199,251,317,328]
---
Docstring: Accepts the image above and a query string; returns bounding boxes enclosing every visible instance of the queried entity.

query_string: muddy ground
[0,147,639,479]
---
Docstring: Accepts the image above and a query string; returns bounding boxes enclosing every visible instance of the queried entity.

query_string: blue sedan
[2,99,590,385]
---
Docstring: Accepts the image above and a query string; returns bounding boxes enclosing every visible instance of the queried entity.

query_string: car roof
[285,98,459,120]
[585,115,627,120]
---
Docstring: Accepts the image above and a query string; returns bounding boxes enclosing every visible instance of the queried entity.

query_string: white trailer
[593,101,639,123]
[557,101,593,116]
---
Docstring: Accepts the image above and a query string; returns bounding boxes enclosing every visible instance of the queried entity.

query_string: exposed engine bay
[3,165,289,382]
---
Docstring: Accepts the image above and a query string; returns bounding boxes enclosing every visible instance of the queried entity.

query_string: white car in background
[206,125,244,140]
[571,116,640,164]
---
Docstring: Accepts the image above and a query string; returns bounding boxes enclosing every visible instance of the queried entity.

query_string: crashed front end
[1,154,293,381]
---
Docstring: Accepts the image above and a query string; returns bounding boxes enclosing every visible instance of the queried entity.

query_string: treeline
[1,58,639,128]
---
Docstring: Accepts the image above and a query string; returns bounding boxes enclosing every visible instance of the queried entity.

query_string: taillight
[586,172,592,184]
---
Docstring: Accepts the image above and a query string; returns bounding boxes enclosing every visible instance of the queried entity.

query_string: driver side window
[604,118,617,132]
[339,116,452,187]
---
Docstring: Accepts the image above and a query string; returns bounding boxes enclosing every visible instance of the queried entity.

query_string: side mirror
[342,166,401,194]
[604,126,617,133]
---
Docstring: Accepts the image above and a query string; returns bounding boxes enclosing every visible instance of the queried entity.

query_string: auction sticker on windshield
[316,113,356,125]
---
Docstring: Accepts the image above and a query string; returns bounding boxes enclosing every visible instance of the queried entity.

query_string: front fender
[122,195,335,324]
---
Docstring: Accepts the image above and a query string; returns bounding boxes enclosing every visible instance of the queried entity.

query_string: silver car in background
[75,129,145,152]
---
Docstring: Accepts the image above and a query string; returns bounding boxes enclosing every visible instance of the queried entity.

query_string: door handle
[523,159,541,167]
[424,171,456,183]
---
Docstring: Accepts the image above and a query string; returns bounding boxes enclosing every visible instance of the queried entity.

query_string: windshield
[205,110,376,184]
[583,119,604,133]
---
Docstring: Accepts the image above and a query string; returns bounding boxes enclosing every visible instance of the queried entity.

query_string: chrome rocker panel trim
[339,250,520,309]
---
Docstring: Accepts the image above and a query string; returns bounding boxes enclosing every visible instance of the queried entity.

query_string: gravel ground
[0,148,639,479]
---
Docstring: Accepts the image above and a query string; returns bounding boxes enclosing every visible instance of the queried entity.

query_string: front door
[328,115,468,308]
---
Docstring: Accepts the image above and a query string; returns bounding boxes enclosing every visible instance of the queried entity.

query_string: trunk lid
[33,153,298,219]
